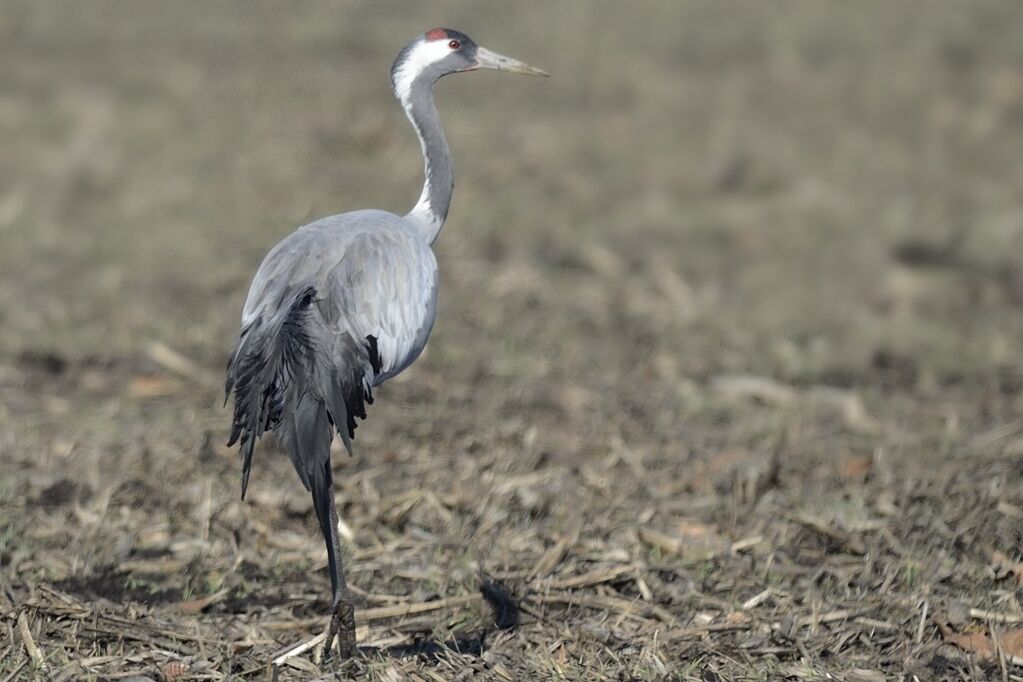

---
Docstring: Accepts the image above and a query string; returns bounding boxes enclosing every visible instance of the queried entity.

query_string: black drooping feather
[225,286,376,500]
[226,287,316,499]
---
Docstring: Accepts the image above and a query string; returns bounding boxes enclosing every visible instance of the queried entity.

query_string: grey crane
[225,29,546,660]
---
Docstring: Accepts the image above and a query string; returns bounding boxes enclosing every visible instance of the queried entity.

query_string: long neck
[401,79,452,245]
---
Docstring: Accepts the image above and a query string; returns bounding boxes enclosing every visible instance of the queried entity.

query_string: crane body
[225,29,546,659]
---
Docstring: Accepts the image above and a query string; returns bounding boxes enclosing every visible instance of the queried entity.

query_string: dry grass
[4,1,1023,679]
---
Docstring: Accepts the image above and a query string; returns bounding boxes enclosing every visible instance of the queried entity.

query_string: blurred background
[3,1,1023,678]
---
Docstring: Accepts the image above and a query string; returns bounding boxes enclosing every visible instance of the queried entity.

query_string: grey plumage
[225,29,546,660]
[227,211,438,491]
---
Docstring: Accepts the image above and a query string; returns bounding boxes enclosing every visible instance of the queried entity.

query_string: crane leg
[311,468,357,660]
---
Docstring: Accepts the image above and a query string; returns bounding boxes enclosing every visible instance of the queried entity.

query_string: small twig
[35,584,86,609]
[784,512,865,555]
[271,633,326,669]
[116,558,190,574]
[90,613,225,646]
[360,593,481,621]
[17,611,46,671]
[175,588,230,614]
[146,340,215,386]
[531,536,573,579]
[854,616,898,632]
[543,564,635,590]
[635,575,653,601]
[637,527,685,555]
[71,655,122,668]
[917,600,929,644]
[972,608,1023,624]
[796,609,863,628]
[532,592,673,625]
[77,624,193,655]
[660,622,752,642]
[261,594,484,633]
[742,588,772,610]
[730,535,764,553]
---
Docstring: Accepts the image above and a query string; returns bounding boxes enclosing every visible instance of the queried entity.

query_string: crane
[225,28,546,660]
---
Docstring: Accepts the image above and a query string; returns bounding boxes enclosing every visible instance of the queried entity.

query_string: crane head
[392,29,547,101]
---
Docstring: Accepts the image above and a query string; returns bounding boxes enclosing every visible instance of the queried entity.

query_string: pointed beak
[472,46,549,77]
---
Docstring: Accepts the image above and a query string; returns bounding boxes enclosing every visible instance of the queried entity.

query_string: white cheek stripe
[392,39,453,102]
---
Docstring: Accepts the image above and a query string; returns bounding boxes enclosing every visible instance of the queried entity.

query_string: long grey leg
[311,468,357,660]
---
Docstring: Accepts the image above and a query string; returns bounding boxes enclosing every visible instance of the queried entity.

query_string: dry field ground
[4,1,1023,679]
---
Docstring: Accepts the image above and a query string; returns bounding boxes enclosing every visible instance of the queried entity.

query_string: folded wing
[226,219,437,498]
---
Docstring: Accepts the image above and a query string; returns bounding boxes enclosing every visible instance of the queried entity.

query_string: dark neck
[400,78,452,244]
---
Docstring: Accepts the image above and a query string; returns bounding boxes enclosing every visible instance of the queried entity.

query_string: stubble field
[3,2,1023,679]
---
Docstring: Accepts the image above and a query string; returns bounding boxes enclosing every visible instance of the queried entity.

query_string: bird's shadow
[356,579,520,663]
[376,633,486,661]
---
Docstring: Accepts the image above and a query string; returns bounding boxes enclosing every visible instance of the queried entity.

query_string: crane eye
[448,40,460,50]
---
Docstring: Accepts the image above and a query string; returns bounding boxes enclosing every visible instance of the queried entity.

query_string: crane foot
[321,596,357,662]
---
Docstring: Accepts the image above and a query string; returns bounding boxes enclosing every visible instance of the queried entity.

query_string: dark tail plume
[225,287,316,499]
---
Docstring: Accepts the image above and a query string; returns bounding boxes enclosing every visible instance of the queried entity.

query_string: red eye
[448,40,460,49]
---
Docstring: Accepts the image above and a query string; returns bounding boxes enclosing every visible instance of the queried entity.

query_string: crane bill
[472,47,549,77]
